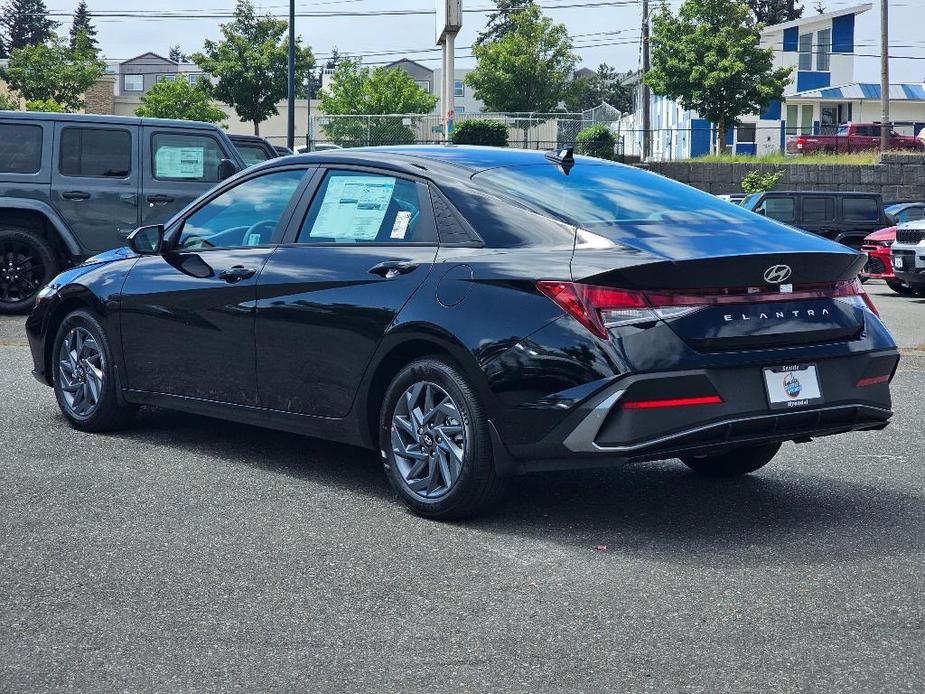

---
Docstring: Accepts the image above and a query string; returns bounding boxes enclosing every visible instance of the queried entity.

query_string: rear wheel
[0,227,58,314]
[680,442,782,477]
[886,279,917,296]
[379,357,507,520]
[52,310,137,432]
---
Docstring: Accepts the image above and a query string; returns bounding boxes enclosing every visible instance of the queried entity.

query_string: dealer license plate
[763,364,823,410]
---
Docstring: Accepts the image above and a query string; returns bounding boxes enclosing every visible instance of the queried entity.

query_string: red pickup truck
[786,123,925,155]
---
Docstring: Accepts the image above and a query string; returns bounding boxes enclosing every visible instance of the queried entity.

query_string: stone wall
[84,76,116,116]
[640,153,925,202]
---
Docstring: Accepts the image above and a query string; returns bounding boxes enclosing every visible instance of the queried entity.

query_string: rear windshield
[474,163,761,228]
[0,123,43,174]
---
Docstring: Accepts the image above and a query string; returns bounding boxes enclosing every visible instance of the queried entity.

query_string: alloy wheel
[0,238,45,304]
[58,327,105,418]
[391,381,467,499]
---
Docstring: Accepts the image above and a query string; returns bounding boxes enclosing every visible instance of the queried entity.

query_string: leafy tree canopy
[0,0,57,57]
[466,4,577,113]
[69,0,98,56]
[645,0,792,151]
[190,0,314,134]
[565,63,633,114]
[745,0,802,25]
[135,79,227,124]
[475,0,535,46]
[2,36,105,111]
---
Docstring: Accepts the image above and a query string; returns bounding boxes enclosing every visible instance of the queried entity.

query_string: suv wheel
[52,310,137,432]
[680,442,782,477]
[886,280,916,296]
[379,357,508,520]
[0,227,58,314]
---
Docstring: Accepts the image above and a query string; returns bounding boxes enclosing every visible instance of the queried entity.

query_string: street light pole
[287,0,296,150]
[880,0,890,153]
[641,0,651,161]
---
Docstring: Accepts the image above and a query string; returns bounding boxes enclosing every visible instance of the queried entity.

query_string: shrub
[576,124,617,160]
[741,169,784,194]
[451,119,509,146]
[25,99,65,112]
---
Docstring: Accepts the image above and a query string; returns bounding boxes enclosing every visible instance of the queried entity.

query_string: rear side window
[802,196,834,223]
[152,132,224,182]
[60,128,131,178]
[297,171,429,244]
[236,144,272,166]
[842,197,879,222]
[0,123,43,174]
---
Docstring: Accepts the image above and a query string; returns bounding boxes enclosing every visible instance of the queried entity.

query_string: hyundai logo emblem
[763,264,793,284]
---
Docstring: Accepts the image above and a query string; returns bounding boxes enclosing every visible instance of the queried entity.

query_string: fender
[0,196,84,257]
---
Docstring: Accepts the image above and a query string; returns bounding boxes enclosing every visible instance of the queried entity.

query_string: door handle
[218,266,257,283]
[146,194,175,204]
[368,260,420,278]
[62,191,90,201]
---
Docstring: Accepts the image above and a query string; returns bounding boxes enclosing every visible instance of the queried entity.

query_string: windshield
[475,163,764,228]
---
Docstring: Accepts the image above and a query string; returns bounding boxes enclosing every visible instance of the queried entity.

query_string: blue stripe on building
[819,87,844,99]
[735,143,756,156]
[760,100,781,120]
[797,71,832,92]
[690,119,711,158]
[901,84,925,100]
[859,83,880,99]
[832,14,855,53]
[783,27,799,52]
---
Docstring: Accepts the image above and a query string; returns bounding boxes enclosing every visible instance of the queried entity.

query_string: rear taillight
[536,278,879,338]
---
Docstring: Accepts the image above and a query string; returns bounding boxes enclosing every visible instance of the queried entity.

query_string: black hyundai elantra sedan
[26,146,898,519]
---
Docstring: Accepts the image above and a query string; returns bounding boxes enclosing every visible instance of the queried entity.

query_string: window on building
[816,29,831,71]
[415,80,431,94]
[59,128,132,178]
[798,33,813,71]
[188,73,208,86]
[455,106,466,114]
[123,74,144,92]
[801,105,814,135]
[454,80,464,98]
[156,73,176,83]
[786,104,799,135]
[736,123,756,143]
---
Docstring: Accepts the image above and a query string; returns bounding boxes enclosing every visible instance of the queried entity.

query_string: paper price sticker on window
[390,210,413,239]
[155,146,205,179]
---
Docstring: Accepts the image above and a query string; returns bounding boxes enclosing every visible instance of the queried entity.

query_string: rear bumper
[503,349,898,473]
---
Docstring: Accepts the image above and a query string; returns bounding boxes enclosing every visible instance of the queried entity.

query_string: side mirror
[218,158,238,181]
[127,224,165,255]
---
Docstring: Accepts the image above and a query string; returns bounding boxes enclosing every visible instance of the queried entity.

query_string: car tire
[52,309,137,432]
[886,279,917,296]
[680,442,782,477]
[0,226,59,314]
[379,357,508,520]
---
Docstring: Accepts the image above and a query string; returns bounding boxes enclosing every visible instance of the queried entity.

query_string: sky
[45,0,925,83]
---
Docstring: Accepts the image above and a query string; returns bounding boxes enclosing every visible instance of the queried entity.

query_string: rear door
[255,167,439,417]
[140,126,236,227]
[50,121,140,251]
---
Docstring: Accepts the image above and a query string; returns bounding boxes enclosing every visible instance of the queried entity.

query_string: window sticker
[390,210,413,239]
[156,146,205,179]
[246,233,263,246]
[311,175,396,240]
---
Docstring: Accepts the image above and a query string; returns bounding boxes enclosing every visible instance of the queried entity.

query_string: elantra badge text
[723,308,830,321]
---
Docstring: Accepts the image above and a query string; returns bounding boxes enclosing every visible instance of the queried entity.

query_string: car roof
[228,134,271,143]
[0,109,222,131]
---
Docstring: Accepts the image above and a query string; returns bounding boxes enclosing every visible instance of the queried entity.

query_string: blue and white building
[621,3,925,159]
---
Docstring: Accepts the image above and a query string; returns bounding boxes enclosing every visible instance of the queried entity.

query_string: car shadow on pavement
[108,407,923,566]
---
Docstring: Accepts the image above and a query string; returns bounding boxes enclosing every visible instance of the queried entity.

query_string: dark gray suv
[0,111,245,313]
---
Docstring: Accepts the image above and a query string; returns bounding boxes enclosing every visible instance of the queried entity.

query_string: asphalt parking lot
[1,280,923,693]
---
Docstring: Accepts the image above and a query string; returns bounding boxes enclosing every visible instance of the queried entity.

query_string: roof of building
[789,82,925,101]
[384,58,433,74]
[764,3,872,32]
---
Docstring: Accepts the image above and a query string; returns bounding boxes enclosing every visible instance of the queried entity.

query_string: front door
[120,167,308,404]
[50,122,140,252]
[255,168,439,417]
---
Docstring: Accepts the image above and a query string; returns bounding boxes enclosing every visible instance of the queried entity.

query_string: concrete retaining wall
[640,153,925,202]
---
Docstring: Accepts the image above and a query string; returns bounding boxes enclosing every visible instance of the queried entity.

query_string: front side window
[842,197,879,222]
[177,169,305,250]
[0,123,42,174]
[297,171,426,244]
[60,128,132,178]
[816,29,831,71]
[761,197,795,223]
[123,74,143,92]
[802,196,834,222]
[897,207,925,224]
[152,133,224,182]
[798,33,813,71]
[236,144,272,167]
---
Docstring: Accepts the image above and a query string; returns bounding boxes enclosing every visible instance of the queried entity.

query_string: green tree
[745,0,802,25]
[69,0,98,56]
[0,0,57,56]
[474,0,534,46]
[2,36,105,111]
[190,0,314,135]
[319,58,437,145]
[135,79,226,124]
[168,45,185,63]
[466,4,577,113]
[645,0,792,152]
[565,63,633,113]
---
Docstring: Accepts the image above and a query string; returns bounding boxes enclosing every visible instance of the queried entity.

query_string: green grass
[686,152,879,165]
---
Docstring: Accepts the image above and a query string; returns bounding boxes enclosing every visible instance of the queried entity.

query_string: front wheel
[379,357,508,520]
[886,279,917,296]
[680,442,782,477]
[52,310,137,432]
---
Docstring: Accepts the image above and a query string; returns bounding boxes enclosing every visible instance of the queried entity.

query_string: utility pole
[437,0,462,142]
[641,0,651,161]
[287,0,296,150]
[880,0,890,152]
